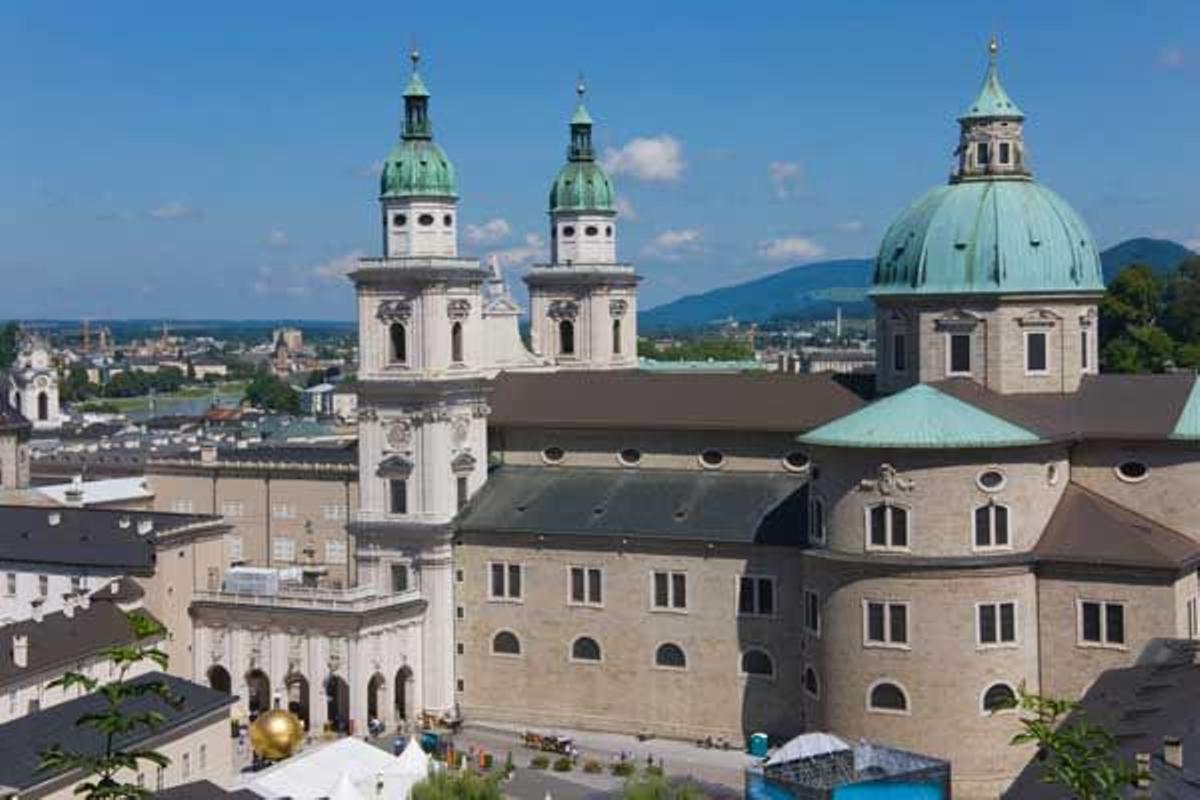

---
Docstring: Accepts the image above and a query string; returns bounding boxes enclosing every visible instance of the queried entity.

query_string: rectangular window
[456,476,469,511]
[488,562,522,600]
[157,767,164,791]
[389,479,407,515]
[892,333,907,373]
[5,573,14,596]
[228,535,244,562]
[390,564,408,593]
[171,498,195,514]
[864,601,909,647]
[810,498,826,544]
[321,504,346,521]
[1081,330,1090,370]
[804,590,821,636]
[867,504,909,550]
[71,575,83,592]
[271,538,295,562]
[948,333,972,375]
[220,500,245,518]
[1188,597,1198,639]
[977,141,990,165]
[998,141,1011,164]
[738,576,777,617]
[1079,600,1126,647]
[974,504,1011,549]
[978,601,1018,646]
[199,744,206,770]
[1025,331,1048,374]
[38,575,48,597]
[651,571,687,610]
[325,541,347,565]
[270,503,295,519]
[182,752,191,780]
[569,566,603,606]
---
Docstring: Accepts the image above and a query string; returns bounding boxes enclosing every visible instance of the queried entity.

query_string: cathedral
[177,42,1200,798]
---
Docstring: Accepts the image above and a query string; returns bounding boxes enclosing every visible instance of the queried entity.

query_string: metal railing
[193,584,420,613]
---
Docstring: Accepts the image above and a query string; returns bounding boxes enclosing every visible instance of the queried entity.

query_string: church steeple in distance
[402,49,432,140]
[954,36,1030,182]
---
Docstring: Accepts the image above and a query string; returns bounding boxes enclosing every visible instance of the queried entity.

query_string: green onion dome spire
[380,50,456,200]
[548,79,615,214]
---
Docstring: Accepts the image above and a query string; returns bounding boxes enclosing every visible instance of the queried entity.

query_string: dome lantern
[379,50,456,201]
[954,37,1030,182]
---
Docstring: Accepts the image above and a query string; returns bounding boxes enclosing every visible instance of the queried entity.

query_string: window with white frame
[973,502,1011,549]
[1025,330,1049,375]
[982,682,1017,713]
[652,571,687,611]
[325,541,347,565]
[866,503,909,550]
[271,503,295,520]
[5,573,14,596]
[227,535,244,561]
[947,333,972,375]
[655,643,686,669]
[220,500,245,518]
[978,601,1018,646]
[810,497,826,544]
[271,537,295,562]
[489,562,523,601]
[38,575,48,596]
[321,504,347,521]
[804,590,821,636]
[868,681,909,714]
[171,498,194,514]
[391,564,409,593]
[738,576,776,617]
[1081,329,1091,371]
[182,752,190,780]
[1079,600,1126,647]
[864,600,909,647]
[569,566,603,606]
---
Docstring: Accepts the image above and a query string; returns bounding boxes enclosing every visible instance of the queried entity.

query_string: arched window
[389,323,407,364]
[803,667,819,698]
[866,503,909,550]
[655,643,686,669]
[740,648,774,678]
[868,681,909,713]
[451,322,464,364]
[612,319,622,355]
[974,502,1011,549]
[571,636,601,662]
[37,392,48,421]
[492,631,521,656]
[982,682,1016,713]
[559,320,575,356]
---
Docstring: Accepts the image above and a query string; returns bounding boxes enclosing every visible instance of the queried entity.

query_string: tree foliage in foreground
[1101,257,1200,372]
[38,612,179,800]
[409,770,503,800]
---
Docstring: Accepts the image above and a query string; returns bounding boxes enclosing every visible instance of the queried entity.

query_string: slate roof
[457,466,808,546]
[0,600,156,688]
[0,506,218,571]
[153,442,358,466]
[1006,639,1200,799]
[798,384,1045,449]
[489,371,866,433]
[1034,484,1200,572]
[0,672,235,792]
[155,780,259,800]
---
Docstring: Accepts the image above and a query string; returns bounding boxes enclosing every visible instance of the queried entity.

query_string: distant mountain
[640,238,1197,332]
[1100,238,1196,283]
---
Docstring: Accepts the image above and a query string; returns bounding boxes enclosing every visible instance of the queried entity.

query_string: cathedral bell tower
[348,51,489,715]
[525,80,640,370]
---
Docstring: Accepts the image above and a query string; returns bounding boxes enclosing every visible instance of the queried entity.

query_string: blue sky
[1,0,1197,320]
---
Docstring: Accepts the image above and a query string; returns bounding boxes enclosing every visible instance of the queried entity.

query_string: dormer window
[976,142,990,166]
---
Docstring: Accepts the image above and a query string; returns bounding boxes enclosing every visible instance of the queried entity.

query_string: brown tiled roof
[489,371,866,433]
[1034,483,1200,571]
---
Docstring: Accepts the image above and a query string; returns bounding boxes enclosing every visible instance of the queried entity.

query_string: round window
[542,446,565,464]
[443,214,453,226]
[618,448,642,466]
[418,214,435,226]
[392,214,407,227]
[977,469,1006,492]
[699,449,725,469]
[585,225,599,237]
[783,452,810,472]
[1115,460,1149,483]
[562,225,576,237]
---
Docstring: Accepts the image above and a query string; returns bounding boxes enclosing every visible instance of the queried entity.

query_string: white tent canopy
[239,738,403,799]
[765,732,850,767]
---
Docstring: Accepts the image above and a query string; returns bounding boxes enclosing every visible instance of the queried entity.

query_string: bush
[611,760,636,777]
[645,764,664,777]
[529,755,549,770]
[582,759,604,774]
[410,770,503,800]
[552,756,573,772]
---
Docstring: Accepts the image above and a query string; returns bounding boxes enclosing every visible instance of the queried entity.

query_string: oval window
[418,214,435,226]
[977,469,1006,492]
[1115,460,1149,483]
[585,225,599,237]
[562,226,576,238]
[606,226,613,237]
[443,214,453,226]
[783,452,810,472]
[699,449,725,469]
[618,448,642,467]
[542,446,565,465]
[392,214,407,227]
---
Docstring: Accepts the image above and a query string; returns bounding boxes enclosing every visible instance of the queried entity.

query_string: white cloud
[1157,47,1187,69]
[768,161,804,199]
[757,236,826,263]
[601,136,685,182]
[465,218,512,245]
[835,220,865,234]
[643,228,703,261]
[1187,238,1200,252]
[147,202,202,221]
[490,233,546,269]
[615,195,638,221]
[268,229,289,248]
[350,160,385,178]
[311,250,366,281]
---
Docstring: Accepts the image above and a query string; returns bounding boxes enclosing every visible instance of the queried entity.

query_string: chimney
[62,595,75,619]
[136,519,154,535]
[118,516,131,529]
[200,445,217,464]
[64,475,85,507]
[1164,736,1183,770]
[47,512,61,527]
[78,591,91,610]
[31,599,43,624]
[12,634,28,668]
[1135,752,1151,788]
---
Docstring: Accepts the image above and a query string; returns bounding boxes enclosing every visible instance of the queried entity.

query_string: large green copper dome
[871,180,1103,296]
[549,161,614,213]
[380,139,456,199]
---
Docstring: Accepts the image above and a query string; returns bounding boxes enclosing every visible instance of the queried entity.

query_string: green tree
[619,774,711,800]
[0,322,20,369]
[305,369,327,388]
[243,372,301,414]
[1100,264,1162,341]
[62,366,96,403]
[1007,685,1148,799]
[1162,256,1200,345]
[38,612,179,799]
[409,770,504,800]
[1102,325,1177,373]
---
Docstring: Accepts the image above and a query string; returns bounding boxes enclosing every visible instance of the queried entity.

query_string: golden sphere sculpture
[249,709,305,761]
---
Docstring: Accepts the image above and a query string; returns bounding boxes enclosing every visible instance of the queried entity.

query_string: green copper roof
[798,384,1044,449]
[571,102,593,125]
[404,71,430,98]
[962,48,1023,120]
[381,138,456,199]
[550,161,614,213]
[872,180,1103,296]
[1169,377,1200,440]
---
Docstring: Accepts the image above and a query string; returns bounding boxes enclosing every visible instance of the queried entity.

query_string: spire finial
[410,47,420,70]
[988,34,998,62]
[576,72,586,99]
